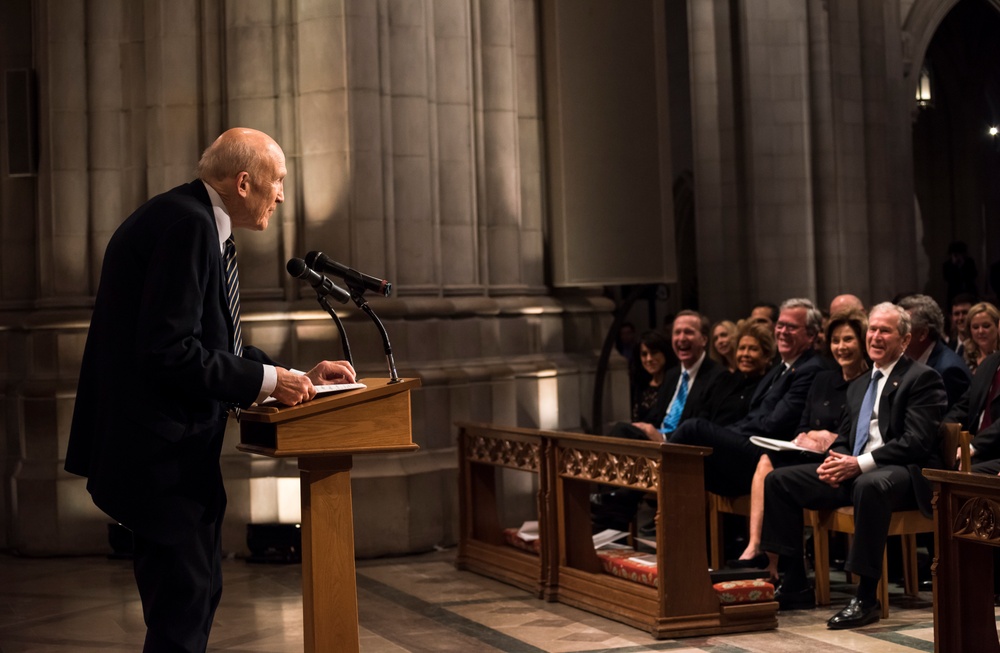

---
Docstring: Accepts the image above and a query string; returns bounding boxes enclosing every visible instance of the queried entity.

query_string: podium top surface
[240,377,420,424]
[237,377,421,458]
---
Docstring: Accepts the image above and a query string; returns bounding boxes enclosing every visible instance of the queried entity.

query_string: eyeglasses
[775,322,802,333]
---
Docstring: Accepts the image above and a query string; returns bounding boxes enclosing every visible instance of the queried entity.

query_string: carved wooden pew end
[456,423,556,600]
[456,422,779,637]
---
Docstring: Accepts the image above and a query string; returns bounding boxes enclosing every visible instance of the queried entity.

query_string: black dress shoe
[827,597,881,629]
[774,584,815,610]
[727,553,769,569]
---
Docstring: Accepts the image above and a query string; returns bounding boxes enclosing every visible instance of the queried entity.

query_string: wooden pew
[456,423,778,637]
[455,422,556,599]
[548,432,777,637]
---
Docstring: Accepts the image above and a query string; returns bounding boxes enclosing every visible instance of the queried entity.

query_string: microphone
[286,258,351,304]
[304,251,392,297]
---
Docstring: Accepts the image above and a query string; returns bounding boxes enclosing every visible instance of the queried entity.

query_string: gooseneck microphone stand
[315,294,353,367]
[342,274,401,383]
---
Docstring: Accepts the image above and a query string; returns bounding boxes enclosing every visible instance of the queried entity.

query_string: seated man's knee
[668,418,703,444]
[851,471,894,502]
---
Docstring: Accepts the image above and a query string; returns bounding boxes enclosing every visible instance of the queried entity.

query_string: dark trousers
[132,507,225,653]
[761,462,916,579]
[669,418,761,496]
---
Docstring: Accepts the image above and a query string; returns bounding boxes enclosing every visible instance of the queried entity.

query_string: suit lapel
[876,358,909,439]
[751,362,784,406]
[973,355,1000,420]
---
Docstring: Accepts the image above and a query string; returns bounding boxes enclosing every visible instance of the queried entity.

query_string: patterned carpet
[0,548,985,652]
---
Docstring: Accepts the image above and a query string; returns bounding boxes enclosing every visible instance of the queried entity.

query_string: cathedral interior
[1,0,999,650]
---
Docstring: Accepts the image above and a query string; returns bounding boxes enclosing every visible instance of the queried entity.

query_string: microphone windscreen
[286,258,307,277]
[304,251,321,269]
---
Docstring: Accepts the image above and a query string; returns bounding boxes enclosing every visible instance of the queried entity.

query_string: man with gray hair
[897,293,970,407]
[762,302,947,628]
[670,298,826,496]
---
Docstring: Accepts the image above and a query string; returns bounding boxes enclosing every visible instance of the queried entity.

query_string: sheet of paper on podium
[262,382,366,405]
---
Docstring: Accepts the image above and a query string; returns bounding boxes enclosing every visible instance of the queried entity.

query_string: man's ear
[236,171,251,197]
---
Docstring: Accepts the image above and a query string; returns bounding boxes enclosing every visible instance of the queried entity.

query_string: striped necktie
[223,236,244,357]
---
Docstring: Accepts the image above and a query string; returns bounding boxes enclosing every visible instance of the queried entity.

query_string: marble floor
[0,547,981,652]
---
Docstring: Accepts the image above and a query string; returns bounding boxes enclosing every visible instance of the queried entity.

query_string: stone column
[689,0,751,316]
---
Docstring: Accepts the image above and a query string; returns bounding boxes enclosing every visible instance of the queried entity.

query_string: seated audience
[963,302,1000,374]
[945,349,1000,466]
[762,303,947,628]
[733,309,870,569]
[749,302,779,332]
[829,294,864,316]
[709,320,738,372]
[610,312,722,441]
[669,299,826,496]
[897,294,971,407]
[627,330,672,427]
[949,292,976,356]
[698,321,775,426]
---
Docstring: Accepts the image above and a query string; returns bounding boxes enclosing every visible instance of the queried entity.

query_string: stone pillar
[0,0,625,558]
[688,0,751,316]
[739,0,817,301]
[858,0,917,299]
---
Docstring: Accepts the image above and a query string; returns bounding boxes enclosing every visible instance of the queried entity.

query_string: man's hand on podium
[305,360,356,386]
[270,361,356,406]
[271,367,317,406]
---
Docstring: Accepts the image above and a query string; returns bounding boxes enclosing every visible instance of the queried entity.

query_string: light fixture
[915,66,933,109]
[990,127,999,137]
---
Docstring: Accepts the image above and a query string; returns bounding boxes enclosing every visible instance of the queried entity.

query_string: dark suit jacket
[65,180,278,544]
[830,356,947,516]
[926,339,972,408]
[733,348,825,439]
[658,356,724,426]
[943,351,1000,462]
[697,370,765,427]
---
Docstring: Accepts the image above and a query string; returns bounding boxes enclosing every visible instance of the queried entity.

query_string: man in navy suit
[762,302,947,628]
[627,310,723,440]
[898,294,971,407]
[945,351,1000,468]
[669,298,826,496]
[65,128,355,653]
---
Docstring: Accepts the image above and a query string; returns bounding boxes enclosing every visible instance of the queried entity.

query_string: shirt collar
[202,181,232,252]
[873,356,900,379]
[915,341,933,365]
[682,351,707,378]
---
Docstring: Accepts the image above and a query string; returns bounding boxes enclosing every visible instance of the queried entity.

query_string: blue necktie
[661,369,690,435]
[223,236,244,357]
[853,369,883,456]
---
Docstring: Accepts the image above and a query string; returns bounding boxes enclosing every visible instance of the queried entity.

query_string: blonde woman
[709,320,738,372]
[963,302,1000,373]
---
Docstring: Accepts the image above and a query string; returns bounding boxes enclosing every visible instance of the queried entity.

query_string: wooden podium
[237,377,420,653]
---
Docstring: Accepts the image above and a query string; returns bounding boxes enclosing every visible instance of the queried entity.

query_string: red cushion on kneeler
[596,549,658,588]
[502,527,542,555]
[712,579,775,604]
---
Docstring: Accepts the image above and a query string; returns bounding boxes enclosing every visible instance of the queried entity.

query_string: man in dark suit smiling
[761,302,947,629]
[669,298,826,496]
[65,128,355,653]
